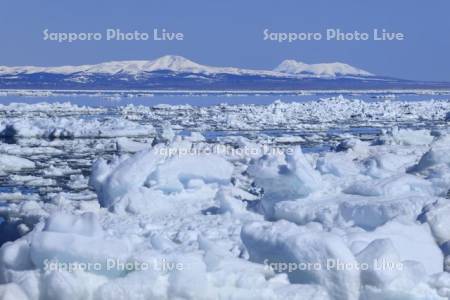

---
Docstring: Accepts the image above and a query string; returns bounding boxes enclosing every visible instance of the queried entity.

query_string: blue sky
[1,0,449,81]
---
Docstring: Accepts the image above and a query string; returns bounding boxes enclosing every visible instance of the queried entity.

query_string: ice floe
[0,98,450,299]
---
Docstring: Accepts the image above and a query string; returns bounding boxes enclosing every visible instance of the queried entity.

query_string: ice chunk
[29,213,130,277]
[168,254,209,299]
[247,147,322,218]
[41,271,104,300]
[91,141,234,213]
[347,221,443,275]
[154,121,175,144]
[242,220,360,300]
[422,200,450,245]
[363,151,419,179]
[0,117,155,139]
[90,149,164,207]
[0,239,33,275]
[334,138,369,154]
[316,152,360,177]
[343,174,433,197]
[0,155,35,172]
[361,283,445,300]
[43,212,103,238]
[377,128,434,146]
[216,188,248,216]
[115,137,152,153]
[339,195,429,230]
[148,154,233,193]
[356,239,404,288]
[411,149,450,174]
[273,192,431,231]
[0,283,29,300]
[93,270,168,300]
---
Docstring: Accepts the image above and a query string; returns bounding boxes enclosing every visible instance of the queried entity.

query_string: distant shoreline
[1,89,450,96]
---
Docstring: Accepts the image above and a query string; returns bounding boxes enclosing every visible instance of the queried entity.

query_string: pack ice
[1,98,450,299]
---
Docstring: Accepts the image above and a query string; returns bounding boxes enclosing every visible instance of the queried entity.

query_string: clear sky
[1,0,449,81]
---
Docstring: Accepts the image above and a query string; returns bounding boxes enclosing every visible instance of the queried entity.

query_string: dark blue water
[0,92,449,107]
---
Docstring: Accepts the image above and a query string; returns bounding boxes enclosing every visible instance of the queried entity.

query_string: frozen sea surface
[1,94,450,299]
[0,89,449,106]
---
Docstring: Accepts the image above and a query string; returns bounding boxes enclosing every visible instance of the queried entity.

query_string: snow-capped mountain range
[274,59,373,77]
[0,55,370,78]
[0,55,448,90]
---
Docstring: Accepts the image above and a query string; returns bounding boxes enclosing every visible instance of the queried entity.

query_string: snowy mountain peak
[147,55,201,71]
[68,55,205,75]
[0,56,376,79]
[274,59,373,77]
[0,55,238,76]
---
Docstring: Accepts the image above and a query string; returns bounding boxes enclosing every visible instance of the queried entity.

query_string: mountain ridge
[0,55,373,78]
[0,55,448,90]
